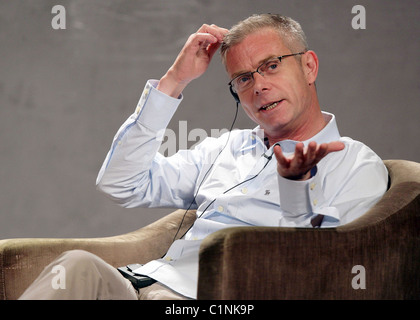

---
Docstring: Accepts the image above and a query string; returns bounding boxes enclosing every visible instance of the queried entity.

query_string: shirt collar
[239,111,341,154]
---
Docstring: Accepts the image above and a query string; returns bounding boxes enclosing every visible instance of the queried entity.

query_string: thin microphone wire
[174,143,275,242]
[171,114,277,243]
[171,102,240,243]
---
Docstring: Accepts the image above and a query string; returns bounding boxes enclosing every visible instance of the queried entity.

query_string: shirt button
[313,199,318,206]
[164,256,173,261]
[241,187,248,194]
[310,183,316,191]
[217,205,224,212]
[143,88,150,96]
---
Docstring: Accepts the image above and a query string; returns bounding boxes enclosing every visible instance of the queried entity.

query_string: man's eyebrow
[230,55,278,80]
[231,69,249,80]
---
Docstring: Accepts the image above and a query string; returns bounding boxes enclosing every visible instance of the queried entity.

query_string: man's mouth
[259,100,283,111]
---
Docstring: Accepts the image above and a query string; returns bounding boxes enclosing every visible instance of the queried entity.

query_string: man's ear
[302,50,319,85]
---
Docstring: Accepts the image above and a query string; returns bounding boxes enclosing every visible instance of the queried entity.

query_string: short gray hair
[221,14,309,64]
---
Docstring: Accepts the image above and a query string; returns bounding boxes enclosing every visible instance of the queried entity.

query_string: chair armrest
[0,209,196,300]
[198,226,358,299]
[198,160,420,299]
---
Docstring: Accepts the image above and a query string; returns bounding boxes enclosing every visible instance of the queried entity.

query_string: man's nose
[252,72,270,95]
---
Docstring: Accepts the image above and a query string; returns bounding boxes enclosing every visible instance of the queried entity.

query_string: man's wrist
[283,170,311,181]
[283,166,317,181]
[157,70,187,99]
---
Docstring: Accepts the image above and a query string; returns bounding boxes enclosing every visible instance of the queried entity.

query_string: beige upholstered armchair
[1,160,419,300]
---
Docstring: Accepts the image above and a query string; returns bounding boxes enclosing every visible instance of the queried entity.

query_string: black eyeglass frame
[228,52,306,93]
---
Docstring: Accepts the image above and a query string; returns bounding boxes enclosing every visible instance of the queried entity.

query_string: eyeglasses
[228,52,305,93]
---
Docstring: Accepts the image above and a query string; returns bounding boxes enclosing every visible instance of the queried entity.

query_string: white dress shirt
[96,80,388,299]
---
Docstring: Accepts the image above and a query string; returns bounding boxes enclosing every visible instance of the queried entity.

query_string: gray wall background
[1,0,419,239]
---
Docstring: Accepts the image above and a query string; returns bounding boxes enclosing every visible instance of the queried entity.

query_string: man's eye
[237,75,251,84]
[266,61,279,71]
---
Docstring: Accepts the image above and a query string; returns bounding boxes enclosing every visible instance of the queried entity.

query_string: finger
[293,142,305,166]
[188,33,220,60]
[306,141,317,163]
[314,143,328,162]
[208,24,229,42]
[314,141,345,162]
[191,32,219,49]
[207,40,222,59]
[197,24,229,42]
[273,144,290,168]
[326,141,345,153]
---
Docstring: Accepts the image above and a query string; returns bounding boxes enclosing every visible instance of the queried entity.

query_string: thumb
[326,141,345,153]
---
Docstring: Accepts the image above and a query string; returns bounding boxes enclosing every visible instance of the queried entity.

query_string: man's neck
[265,111,327,147]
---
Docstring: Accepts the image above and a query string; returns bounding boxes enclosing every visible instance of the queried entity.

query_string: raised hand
[274,141,345,180]
[157,24,229,98]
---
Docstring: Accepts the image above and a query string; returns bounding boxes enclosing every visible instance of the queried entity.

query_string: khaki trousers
[18,250,187,300]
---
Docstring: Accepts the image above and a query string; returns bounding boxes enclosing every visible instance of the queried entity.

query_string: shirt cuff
[278,171,339,223]
[134,80,183,131]
[278,174,315,214]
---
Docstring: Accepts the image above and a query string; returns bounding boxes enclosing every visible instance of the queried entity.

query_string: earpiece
[229,85,240,104]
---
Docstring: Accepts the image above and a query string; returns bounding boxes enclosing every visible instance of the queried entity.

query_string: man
[20,14,387,300]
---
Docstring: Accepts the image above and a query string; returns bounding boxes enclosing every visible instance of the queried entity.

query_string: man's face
[225,28,318,141]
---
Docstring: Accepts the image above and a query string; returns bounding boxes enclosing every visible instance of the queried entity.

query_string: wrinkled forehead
[224,29,290,78]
